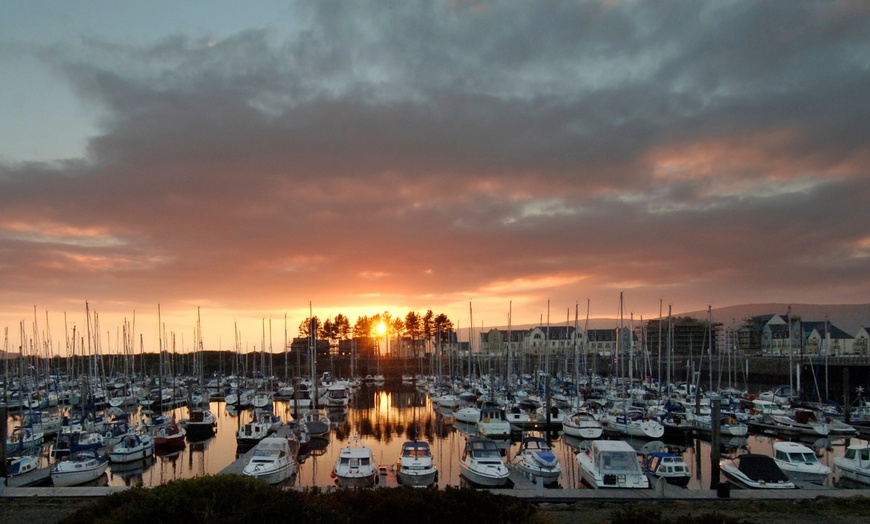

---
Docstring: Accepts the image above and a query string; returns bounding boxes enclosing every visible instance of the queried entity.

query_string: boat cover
[736,454,790,482]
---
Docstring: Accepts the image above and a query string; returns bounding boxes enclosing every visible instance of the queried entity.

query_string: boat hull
[109,442,155,463]
[459,463,509,487]
[243,461,294,485]
[51,456,109,487]
[396,469,437,487]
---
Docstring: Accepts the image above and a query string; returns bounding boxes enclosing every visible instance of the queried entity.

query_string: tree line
[297,310,455,351]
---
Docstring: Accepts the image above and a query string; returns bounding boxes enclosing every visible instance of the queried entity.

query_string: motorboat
[643,451,691,487]
[834,444,870,486]
[576,440,649,489]
[286,385,314,409]
[459,437,510,487]
[236,419,272,448]
[772,441,831,484]
[455,399,498,424]
[512,435,562,486]
[242,436,298,485]
[395,440,438,488]
[51,450,109,486]
[181,409,218,440]
[720,454,796,489]
[332,436,377,487]
[562,410,604,439]
[254,409,283,433]
[108,433,155,464]
[505,405,531,426]
[323,384,350,407]
[476,407,512,439]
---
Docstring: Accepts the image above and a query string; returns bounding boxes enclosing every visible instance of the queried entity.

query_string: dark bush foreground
[60,475,548,524]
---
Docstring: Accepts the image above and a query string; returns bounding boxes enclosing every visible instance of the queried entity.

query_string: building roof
[802,321,853,340]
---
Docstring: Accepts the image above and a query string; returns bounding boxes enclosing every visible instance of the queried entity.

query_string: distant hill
[679,303,870,335]
[482,304,870,336]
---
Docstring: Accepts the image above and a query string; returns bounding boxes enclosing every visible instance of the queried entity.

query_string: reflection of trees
[347,386,457,447]
[357,416,374,437]
[405,421,418,441]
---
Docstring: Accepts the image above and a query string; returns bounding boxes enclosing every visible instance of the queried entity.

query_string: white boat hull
[52,457,108,486]
[459,462,509,487]
[244,461,294,485]
[396,469,437,487]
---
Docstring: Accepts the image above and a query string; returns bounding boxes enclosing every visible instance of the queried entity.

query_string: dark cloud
[2,1,870,341]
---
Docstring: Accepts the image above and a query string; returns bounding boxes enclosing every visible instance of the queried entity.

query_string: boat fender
[484,417,490,423]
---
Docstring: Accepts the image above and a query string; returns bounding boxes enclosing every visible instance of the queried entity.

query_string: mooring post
[1,403,7,482]
[843,368,851,424]
[710,397,721,490]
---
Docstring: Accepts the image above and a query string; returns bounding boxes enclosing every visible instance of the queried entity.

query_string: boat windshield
[403,446,431,458]
[599,451,639,473]
[788,452,818,464]
[844,447,870,461]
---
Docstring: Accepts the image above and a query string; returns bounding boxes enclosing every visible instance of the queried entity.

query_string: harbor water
[4,382,868,490]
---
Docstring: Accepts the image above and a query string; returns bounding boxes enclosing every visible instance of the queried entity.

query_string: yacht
[323,384,350,407]
[236,419,272,448]
[476,407,511,439]
[243,436,298,485]
[562,410,604,439]
[108,433,155,464]
[7,455,40,477]
[512,435,562,486]
[395,440,438,488]
[332,436,377,488]
[600,409,665,439]
[576,440,649,489]
[459,437,510,487]
[720,453,796,489]
[181,408,218,440]
[834,444,870,486]
[772,441,831,485]
[643,451,691,487]
[51,450,109,486]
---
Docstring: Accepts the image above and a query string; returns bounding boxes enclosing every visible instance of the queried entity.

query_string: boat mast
[787,306,793,396]
[506,301,512,393]
[708,305,713,392]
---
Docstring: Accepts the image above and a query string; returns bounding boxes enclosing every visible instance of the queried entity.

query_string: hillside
[680,303,870,335]
[484,303,870,335]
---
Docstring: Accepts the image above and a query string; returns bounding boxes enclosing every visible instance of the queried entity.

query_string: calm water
[6,382,868,489]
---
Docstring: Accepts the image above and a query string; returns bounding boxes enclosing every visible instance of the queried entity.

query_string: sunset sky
[2,1,869,354]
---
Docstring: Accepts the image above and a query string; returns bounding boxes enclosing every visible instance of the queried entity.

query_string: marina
[4,379,870,498]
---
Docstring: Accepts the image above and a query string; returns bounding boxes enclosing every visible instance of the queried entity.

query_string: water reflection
[7,382,870,489]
